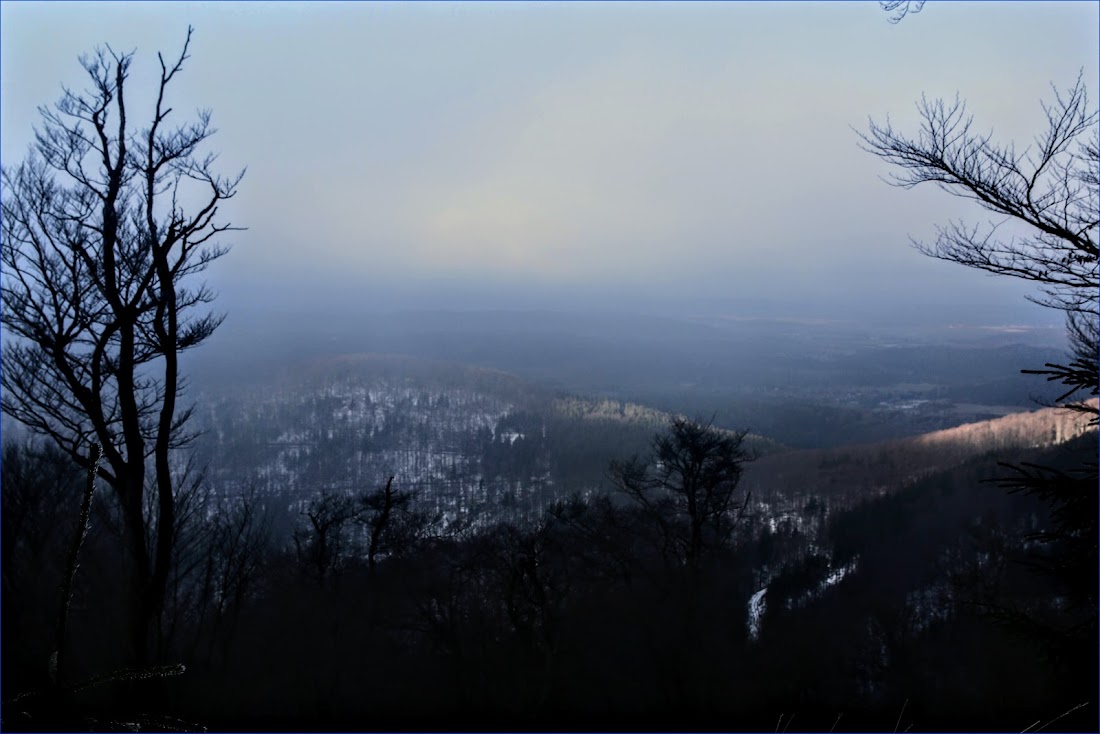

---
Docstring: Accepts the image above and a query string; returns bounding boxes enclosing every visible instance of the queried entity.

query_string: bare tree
[609,418,753,567]
[361,476,400,577]
[859,62,1099,671]
[858,73,1099,422]
[1,27,243,664]
[164,482,271,669]
[293,491,362,584]
[359,476,441,578]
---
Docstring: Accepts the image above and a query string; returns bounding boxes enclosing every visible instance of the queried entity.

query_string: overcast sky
[2,1,1097,323]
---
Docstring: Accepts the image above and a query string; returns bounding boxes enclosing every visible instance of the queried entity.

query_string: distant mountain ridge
[190,306,1069,452]
[230,352,786,452]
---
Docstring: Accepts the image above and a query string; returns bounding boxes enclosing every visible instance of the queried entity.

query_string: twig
[776,713,785,733]
[96,712,207,732]
[830,712,843,733]
[53,443,101,687]
[1034,701,1090,732]
[70,663,187,693]
[894,698,909,734]
[782,712,795,733]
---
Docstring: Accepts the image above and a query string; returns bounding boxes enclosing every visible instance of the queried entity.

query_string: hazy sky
[2,1,1097,323]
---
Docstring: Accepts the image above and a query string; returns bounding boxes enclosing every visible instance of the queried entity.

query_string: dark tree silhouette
[363,477,397,577]
[176,485,271,667]
[359,476,439,577]
[294,491,361,584]
[609,417,753,567]
[1,27,243,664]
[859,62,1099,712]
[292,478,438,586]
[858,74,1098,421]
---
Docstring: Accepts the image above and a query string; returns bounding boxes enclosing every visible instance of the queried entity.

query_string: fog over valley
[188,285,1070,450]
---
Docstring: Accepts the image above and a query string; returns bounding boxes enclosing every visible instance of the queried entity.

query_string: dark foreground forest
[2,407,1096,732]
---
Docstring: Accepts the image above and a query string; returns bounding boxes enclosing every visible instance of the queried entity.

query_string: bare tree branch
[858,74,1098,421]
[880,0,926,24]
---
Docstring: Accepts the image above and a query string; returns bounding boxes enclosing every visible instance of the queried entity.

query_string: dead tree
[1,27,243,664]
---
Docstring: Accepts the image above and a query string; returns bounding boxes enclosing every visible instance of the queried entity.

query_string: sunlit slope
[742,400,1097,502]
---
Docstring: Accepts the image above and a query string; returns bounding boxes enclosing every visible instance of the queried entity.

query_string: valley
[192,350,1095,545]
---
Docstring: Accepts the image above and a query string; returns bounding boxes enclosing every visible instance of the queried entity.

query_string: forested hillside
[743,400,1097,507]
[192,354,783,527]
[192,354,1092,537]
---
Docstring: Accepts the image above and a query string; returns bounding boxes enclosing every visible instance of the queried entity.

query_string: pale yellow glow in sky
[1,1,1097,309]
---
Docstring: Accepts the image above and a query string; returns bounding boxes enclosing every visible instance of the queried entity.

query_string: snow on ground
[747,588,768,641]
[747,556,860,641]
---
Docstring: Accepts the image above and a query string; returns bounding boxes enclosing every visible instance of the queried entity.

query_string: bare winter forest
[1,2,1097,732]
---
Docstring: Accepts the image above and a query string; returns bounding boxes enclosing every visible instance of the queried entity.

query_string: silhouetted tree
[293,491,361,584]
[609,417,753,567]
[859,57,1099,712]
[1,442,197,731]
[988,457,1098,694]
[358,476,440,577]
[1,28,243,664]
[172,485,271,668]
[1,440,84,699]
[363,477,398,577]
[858,74,1098,421]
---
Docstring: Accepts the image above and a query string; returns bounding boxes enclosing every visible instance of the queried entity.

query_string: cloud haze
[2,1,1096,323]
